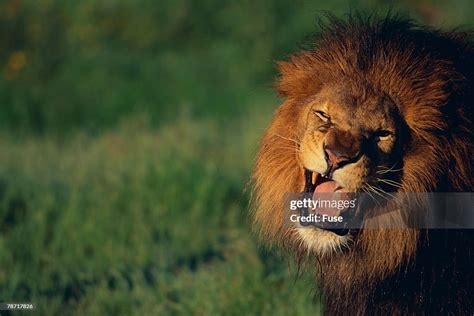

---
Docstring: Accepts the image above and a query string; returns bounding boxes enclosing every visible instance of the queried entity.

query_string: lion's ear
[276,52,323,98]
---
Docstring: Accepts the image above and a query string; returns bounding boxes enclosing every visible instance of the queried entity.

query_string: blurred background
[0,0,472,314]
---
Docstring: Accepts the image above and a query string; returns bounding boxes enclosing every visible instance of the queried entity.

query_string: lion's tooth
[312,172,318,185]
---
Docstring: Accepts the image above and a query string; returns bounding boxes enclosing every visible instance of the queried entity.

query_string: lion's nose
[324,146,360,170]
[325,148,349,167]
[323,128,362,173]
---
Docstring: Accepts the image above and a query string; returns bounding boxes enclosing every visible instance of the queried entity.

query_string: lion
[251,14,474,315]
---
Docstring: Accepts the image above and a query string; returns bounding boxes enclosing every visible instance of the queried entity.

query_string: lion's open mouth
[303,168,355,236]
[305,169,348,195]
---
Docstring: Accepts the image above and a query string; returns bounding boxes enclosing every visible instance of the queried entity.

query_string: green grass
[1,0,474,315]
[0,111,324,315]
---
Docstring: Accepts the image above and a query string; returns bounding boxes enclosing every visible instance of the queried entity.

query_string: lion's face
[299,85,403,192]
[295,84,409,253]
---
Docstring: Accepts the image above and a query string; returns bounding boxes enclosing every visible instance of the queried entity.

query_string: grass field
[0,1,473,315]
[0,112,323,315]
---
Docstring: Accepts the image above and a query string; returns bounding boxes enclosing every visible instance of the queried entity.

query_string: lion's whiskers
[376,162,403,174]
[377,178,403,188]
[272,146,301,153]
[361,185,382,208]
[364,182,395,201]
[271,133,302,146]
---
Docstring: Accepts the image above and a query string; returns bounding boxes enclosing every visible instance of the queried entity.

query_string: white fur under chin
[296,228,352,256]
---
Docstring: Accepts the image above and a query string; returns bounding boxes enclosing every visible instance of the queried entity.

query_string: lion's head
[251,14,473,294]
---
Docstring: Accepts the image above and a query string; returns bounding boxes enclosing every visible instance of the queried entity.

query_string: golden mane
[250,14,474,314]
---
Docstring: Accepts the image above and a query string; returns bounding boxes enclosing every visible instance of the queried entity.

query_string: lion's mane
[251,14,474,315]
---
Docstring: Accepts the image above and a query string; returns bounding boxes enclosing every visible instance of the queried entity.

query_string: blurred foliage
[0,113,322,315]
[0,0,470,135]
[0,0,473,315]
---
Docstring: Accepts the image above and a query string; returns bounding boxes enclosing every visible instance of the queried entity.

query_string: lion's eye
[376,130,393,141]
[313,110,330,122]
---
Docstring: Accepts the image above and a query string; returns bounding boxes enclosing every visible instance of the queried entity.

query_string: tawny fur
[251,14,473,315]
